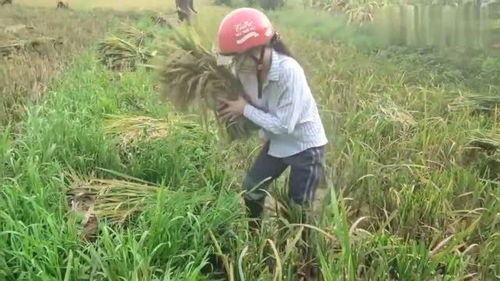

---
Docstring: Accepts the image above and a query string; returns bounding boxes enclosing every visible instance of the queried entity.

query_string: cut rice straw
[97,24,156,70]
[103,114,198,150]
[67,176,162,224]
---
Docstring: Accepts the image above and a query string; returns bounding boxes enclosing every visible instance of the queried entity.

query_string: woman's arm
[242,64,305,135]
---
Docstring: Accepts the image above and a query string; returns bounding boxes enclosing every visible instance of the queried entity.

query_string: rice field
[0,4,146,124]
[14,0,175,10]
[0,0,498,280]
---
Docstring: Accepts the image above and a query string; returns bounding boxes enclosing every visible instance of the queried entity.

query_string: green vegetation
[0,1,498,280]
[214,0,285,10]
[0,5,136,125]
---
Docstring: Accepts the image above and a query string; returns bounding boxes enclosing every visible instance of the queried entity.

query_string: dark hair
[270,33,293,58]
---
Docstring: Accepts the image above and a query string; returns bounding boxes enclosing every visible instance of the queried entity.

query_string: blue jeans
[243,142,325,219]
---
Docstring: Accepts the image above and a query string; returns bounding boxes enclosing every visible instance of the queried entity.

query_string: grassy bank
[0,42,244,279]
[0,5,144,125]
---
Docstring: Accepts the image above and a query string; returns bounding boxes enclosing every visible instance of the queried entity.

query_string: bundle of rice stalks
[67,174,216,242]
[465,130,500,179]
[468,130,500,153]
[97,37,155,70]
[0,37,62,57]
[98,25,156,71]
[157,27,257,141]
[103,114,196,151]
[67,176,161,225]
[450,93,500,113]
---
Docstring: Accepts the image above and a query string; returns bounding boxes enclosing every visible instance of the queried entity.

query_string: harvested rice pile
[67,175,161,240]
[97,24,156,70]
[102,114,203,162]
[68,177,160,225]
[67,175,215,240]
[450,93,500,113]
[104,114,174,150]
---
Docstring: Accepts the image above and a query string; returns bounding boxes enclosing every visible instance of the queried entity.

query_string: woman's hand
[217,96,248,122]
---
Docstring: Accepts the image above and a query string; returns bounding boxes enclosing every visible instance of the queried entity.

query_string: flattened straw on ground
[0,37,62,56]
[103,114,196,149]
[450,93,500,113]
[68,177,161,224]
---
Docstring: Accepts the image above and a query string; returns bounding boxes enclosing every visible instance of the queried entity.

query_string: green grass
[0,46,243,280]
[1,2,499,281]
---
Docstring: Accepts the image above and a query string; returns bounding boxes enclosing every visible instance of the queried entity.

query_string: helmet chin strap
[250,46,267,99]
[256,46,266,99]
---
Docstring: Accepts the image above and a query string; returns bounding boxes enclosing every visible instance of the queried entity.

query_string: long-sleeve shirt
[239,50,328,158]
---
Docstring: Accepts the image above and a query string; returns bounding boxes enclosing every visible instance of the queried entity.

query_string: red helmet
[217,8,274,55]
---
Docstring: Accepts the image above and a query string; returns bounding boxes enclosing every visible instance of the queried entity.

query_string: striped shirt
[240,50,328,158]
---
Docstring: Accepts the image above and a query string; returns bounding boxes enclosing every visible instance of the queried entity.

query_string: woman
[216,8,328,229]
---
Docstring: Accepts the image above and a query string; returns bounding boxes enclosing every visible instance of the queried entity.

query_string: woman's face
[234,52,257,73]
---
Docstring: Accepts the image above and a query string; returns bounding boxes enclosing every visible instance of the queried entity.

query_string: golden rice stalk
[67,177,160,224]
[103,114,195,150]
[376,97,416,128]
[156,27,257,141]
